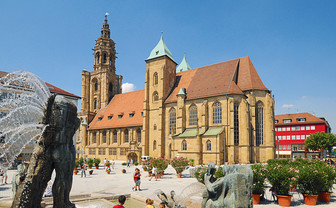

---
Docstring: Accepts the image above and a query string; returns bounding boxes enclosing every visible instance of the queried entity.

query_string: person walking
[104,158,107,168]
[127,160,130,167]
[112,160,115,169]
[149,167,157,181]
[145,198,155,208]
[132,168,141,191]
[130,159,133,166]
[81,163,86,178]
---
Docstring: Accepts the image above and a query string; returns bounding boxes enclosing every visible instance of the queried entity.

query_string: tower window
[103,53,107,63]
[206,140,211,151]
[212,102,222,124]
[96,52,100,64]
[156,51,159,55]
[94,99,97,109]
[153,72,158,85]
[182,140,187,151]
[94,81,98,91]
[189,104,198,126]
[153,91,159,102]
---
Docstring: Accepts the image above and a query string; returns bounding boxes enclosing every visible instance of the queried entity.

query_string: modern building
[77,16,276,165]
[275,112,331,159]
[0,70,80,162]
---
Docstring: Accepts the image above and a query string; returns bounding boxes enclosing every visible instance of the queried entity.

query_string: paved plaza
[0,162,336,207]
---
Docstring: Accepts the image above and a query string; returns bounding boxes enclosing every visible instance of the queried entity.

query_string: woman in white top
[149,167,157,181]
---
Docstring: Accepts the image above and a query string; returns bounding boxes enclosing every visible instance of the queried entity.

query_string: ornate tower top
[101,13,110,38]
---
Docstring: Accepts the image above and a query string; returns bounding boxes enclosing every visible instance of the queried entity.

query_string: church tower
[78,14,122,153]
[142,35,177,158]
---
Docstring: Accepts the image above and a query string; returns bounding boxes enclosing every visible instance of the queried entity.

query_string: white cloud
[122,83,136,93]
[282,104,295,108]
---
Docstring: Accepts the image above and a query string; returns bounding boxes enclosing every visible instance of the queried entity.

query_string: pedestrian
[131,159,133,166]
[1,168,7,184]
[43,181,53,197]
[112,160,115,169]
[104,158,107,168]
[145,198,155,208]
[149,167,157,181]
[113,195,126,208]
[81,163,86,178]
[127,160,130,167]
[159,202,166,208]
[132,168,141,191]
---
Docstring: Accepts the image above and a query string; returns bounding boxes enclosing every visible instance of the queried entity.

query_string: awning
[203,127,224,136]
[329,152,336,155]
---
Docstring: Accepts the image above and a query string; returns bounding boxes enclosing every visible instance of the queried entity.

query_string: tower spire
[101,13,110,38]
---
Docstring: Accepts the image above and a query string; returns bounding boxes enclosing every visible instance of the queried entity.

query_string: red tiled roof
[165,56,268,103]
[0,71,80,99]
[275,113,327,126]
[89,90,144,130]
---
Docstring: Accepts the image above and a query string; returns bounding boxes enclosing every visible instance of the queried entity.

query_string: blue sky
[0,0,335,130]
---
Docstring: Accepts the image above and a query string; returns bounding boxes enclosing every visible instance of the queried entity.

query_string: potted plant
[87,158,93,169]
[189,158,195,167]
[297,162,322,205]
[93,158,101,169]
[317,161,336,203]
[105,161,111,174]
[251,164,267,204]
[74,159,80,171]
[267,162,297,207]
[170,157,189,178]
[142,159,153,175]
[150,158,169,178]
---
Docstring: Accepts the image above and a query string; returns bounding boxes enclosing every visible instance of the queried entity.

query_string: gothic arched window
[169,108,176,134]
[189,104,198,126]
[182,140,187,151]
[124,129,129,143]
[234,103,239,145]
[206,140,211,151]
[96,52,100,64]
[212,102,222,124]
[137,128,141,143]
[103,53,107,64]
[153,72,158,85]
[153,91,159,102]
[256,101,264,146]
[94,81,98,91]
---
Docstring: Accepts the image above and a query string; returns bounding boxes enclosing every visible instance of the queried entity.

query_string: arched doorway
[127,152,138,163]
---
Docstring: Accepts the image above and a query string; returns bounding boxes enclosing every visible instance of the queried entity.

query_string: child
[159,202,166,208]
[145,198,154,208]
[132,168,141,191]
[113,195,126,208]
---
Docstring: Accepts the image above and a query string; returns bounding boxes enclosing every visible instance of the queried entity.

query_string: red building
[275,113,331,159]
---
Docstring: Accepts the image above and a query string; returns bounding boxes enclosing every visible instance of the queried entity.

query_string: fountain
[0,71,80,208]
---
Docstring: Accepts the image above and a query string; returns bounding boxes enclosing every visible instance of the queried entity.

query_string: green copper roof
[176,55,191,72]
[177,88,186,96]
[146,35,175,63]
[176,128,201,138]
[202,127,224,136]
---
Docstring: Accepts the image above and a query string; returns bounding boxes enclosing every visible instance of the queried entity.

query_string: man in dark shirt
[113,195,126,208]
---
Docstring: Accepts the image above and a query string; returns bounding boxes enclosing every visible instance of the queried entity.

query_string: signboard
[76,150,85,154]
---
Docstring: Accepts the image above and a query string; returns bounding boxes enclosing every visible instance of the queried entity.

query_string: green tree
[305,132,336,158]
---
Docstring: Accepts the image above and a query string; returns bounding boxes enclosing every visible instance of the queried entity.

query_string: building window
[275,120,278,124]
[206,140,211,151]
[278,127,281,131]
[93,132,97,143]
[296,135,300,140]
[292,135,295,140]
[287,145,290,150]
[137,129,141,143]
[153,140,156,151]
[182,140,187,151]
[124,129,129,143]
[98,148,106,155]
[234,103,239,145]
[301,135,305,140]
[154,124,157,130]
[113,131,117,143]
[283,119,292,123]
[212,102,222,124]
[89,148,96,155]
[94,81,98,91]
[301,126,305,130]
[297,118,306,122]
[286,127,290,131]
[120,148,126,156]
[109,82,113,92]
[129,114,134,118]
[255,102,263,146]
[279,145,282,150]
[102,131,106,143]
[153,72,158,85]
[306,126,310,130]
[98,117,102,121]
[109,148,112,155]
[103,53,107,63]
[311,125,315,130]
[169,108,176,134]
[96,52,100,64]
[296,126,300,130]
[153,91,159,102]
[94,99,97,109]
[189,104,198,126]
[112,148,117,155]
[287,135,290,140]
[282,127,285,131]
[118,115,123,119]
[291,126,295,131]
[108,116,112,120]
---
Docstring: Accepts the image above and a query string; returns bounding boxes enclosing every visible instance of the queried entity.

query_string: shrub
[189,158,195,166]
[170,157,189,174]
[194,165,223,184]
[134,162,139,166]
[87,158,93,168]
[78,157,84,166]
[150,157,169,174]
[142,159,152,172]
[297,162,323,195]
[251,164,268,194]
[93,158,101,167]
[318,162,336,192]
[122,162,127,166]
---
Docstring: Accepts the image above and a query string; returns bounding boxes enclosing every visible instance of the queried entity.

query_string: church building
[77,16,276,165]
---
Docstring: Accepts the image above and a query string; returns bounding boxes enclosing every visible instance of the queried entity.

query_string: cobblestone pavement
[1,162,336,207]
